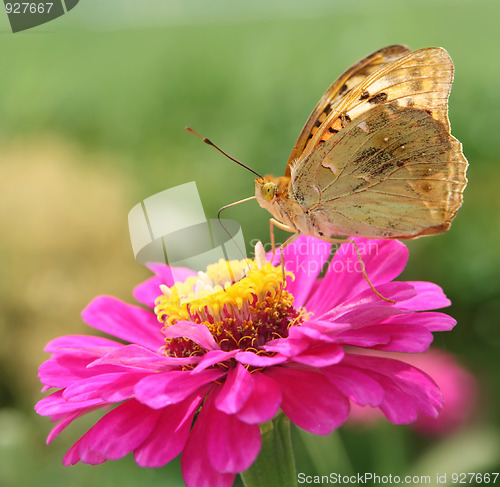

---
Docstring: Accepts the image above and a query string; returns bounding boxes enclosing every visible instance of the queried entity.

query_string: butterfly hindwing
[290,104,467,239]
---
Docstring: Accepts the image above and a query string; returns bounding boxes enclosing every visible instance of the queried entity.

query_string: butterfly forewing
[290,104,467,239]
[286,45,411,173]
[300,47,455,164]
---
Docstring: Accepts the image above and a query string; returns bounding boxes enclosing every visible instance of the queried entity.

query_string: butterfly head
[255,175,291,214]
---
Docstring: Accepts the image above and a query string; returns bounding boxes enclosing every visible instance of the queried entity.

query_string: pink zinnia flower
[36,237,456,487]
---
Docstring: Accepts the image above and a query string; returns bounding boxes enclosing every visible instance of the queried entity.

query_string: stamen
[159,284,172,298]
[197,271,212,287]
[154,242,304,361]
[255,241,266,269]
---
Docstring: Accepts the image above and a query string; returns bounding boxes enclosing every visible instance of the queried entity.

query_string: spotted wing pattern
[290,103,467,239]
[290,47,455,178]
[285,45,411,175]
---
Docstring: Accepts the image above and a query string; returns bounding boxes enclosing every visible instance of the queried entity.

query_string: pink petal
[86,399,161,460]
[39,336,124,389]
[163,321,220,351]
[47,409,87,444]
[325,304,406,328]
[306,239,408,314]
[134,391,205,467]
[89,344,195,370]
[39,355,117,389]
[399,281,451,310]
[147,263,197,285]
[44,335,122,356]
[323,365,384,407]
[343,354,442,423]
[63,430,107,466]
[134,368,223,409]
[336,324,433,352]
[280,324,340,348]
[340,281,416,307]
[35,390,104,417]
[305,320,352,336]
[82,296,164,351]
[335,328,390,348]
[264,321,341,356]
[293,343,345,367]
[349,355,443,412]
[265,367,349,434]
[384,312,456,332]
[215,364,253,415]
[133,265,196,307]
[375,373,420,423]
[326,305,405,329]
[63,372,149,403]
[270,236,331,308]
[208,402,261,473]
[133,276,164,308]
[263,336,309,357]
[194,350,238,373]
[237,372,282,424]
[287,325,332,342]
[181,389,235,487]
[235,351,287,367]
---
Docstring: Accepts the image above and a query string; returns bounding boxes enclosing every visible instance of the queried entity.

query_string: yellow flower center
[154,244,305,358]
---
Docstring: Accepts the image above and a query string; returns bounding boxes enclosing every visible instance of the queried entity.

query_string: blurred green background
[0,0,499,485]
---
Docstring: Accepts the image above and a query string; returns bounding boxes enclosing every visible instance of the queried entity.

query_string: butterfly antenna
[185,127,263,178]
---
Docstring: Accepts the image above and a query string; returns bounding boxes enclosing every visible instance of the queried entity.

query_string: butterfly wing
[292,47,455,174]
[285,45,411,175]
[290,104,468,239]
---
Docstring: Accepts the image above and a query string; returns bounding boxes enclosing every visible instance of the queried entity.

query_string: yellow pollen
[155,258,292,325]
[154,251,301,356]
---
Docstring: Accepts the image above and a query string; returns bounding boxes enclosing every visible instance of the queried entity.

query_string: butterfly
[254,45,468,250]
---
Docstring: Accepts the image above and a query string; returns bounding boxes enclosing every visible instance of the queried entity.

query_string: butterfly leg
[279,232,300,275]
[320,236,396,304]
[269,218,296,261]
[269,218,298,283]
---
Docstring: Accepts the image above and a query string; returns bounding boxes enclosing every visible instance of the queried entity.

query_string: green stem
[240,413,297,487]
[298,428,354,475]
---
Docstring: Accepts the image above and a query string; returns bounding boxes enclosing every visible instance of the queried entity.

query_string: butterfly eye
[261,182,276,201]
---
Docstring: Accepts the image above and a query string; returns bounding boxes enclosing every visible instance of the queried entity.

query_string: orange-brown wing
[300,47,455,164]
[285,45,411,176]
[290,104,468,239]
